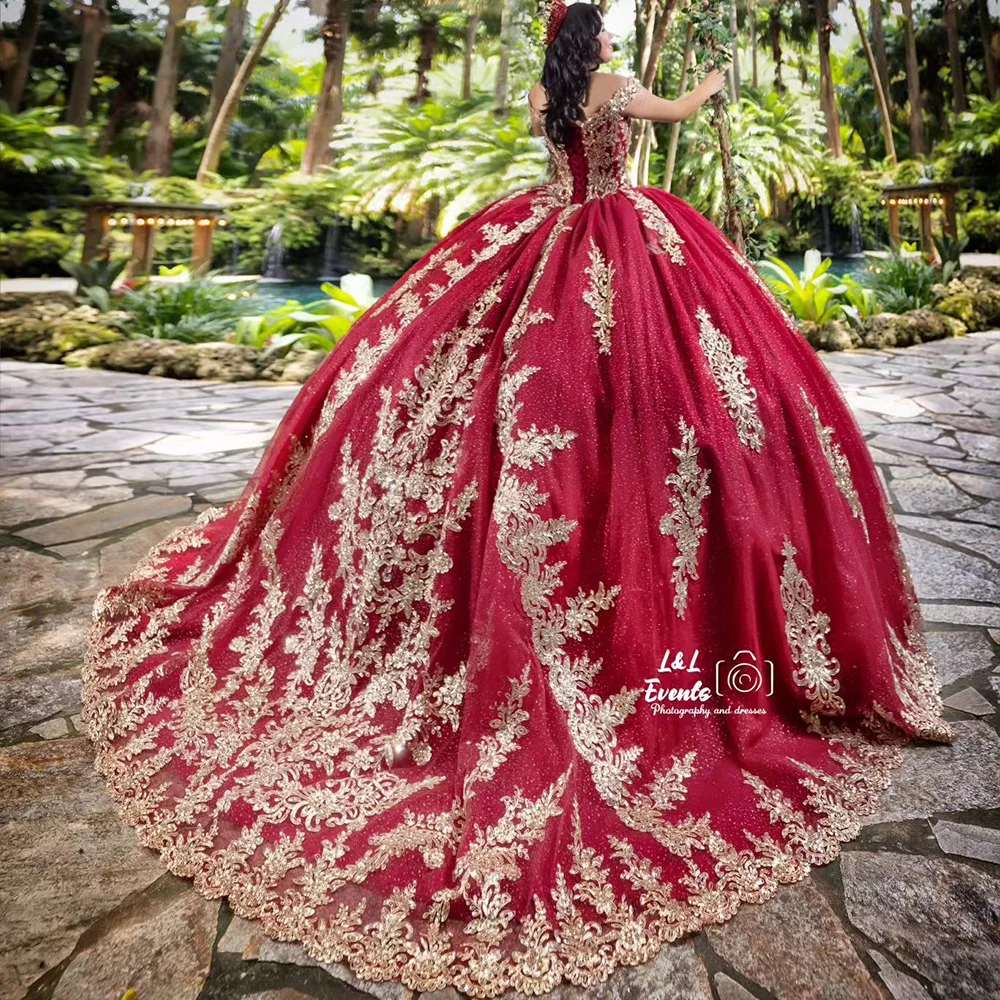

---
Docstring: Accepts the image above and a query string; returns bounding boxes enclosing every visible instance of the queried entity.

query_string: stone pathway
[1,332,998,1000]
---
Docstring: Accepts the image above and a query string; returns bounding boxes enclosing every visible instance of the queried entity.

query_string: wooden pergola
[880,182,958,254]
[81,200,229,278]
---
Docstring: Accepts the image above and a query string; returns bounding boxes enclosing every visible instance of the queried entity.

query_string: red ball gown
[81,76,955,997]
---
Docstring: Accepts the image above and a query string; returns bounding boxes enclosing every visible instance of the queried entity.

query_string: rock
[798,319,860,352]
[860,311,967,350]
[28,717,71,739]
[12,493,192,547]
[219,915,411,1000]
[930,819,1000,865]
[50,877,218,1000]
[63,338,266,381]
[713,973,760,1000]
[867,949,935,1000]
[274,349,327,383]
[841,852,1000,1000]
[705,880,881,1000]
[934,290,1000,332]
[941,686,995,716]
[0,547,103,611]
[863,720,1000,824]
[0,668,82,732]
[0,738,166,999]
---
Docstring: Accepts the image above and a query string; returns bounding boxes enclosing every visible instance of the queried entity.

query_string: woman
[80,2,954,997]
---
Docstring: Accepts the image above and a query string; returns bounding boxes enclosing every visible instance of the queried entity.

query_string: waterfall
[320,222,342,280]
[820,202,833,255]
[849,202,863,255]
[261,222,288,279]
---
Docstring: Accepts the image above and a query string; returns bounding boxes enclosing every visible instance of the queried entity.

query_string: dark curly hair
[540,3,604,149]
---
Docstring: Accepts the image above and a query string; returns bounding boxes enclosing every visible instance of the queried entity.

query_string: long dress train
[80,76,955,998]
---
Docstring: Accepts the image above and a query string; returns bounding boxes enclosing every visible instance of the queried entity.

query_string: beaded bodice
[530,76,643,205]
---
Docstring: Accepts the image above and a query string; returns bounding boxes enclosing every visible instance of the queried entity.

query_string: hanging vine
[688,0,759,257]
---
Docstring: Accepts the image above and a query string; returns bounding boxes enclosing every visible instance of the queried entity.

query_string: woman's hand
[697,68,727,102]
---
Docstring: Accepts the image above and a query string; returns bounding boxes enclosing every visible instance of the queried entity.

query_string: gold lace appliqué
[695,305,765,452]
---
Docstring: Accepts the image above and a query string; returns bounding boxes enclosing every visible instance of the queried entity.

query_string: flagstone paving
[1,332,998,1000]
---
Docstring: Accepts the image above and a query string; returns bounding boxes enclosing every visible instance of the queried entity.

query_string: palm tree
[301,0,351,174]
[207,0,248,131]
[196,0,292,181]
[493,0,514,112]
[327,94,547,236]
[675,89,826,222]
[943,0,967,113]
[847,0,895,164]
[900,0,924,155]
[65,0,110,126]
[2,0,45,113]
[978,0,999,99]
[869,0,890,112]
[814,0,842,156]
[143,0,191,173]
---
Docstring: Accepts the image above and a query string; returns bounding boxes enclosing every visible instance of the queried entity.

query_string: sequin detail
[582,238,617,355]
[778,536,848,716]
[695,305,765,452]
[659,416,711,619]
[799,385,870,542]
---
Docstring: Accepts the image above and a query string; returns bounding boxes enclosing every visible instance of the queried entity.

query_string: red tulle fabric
[81,77,954,998]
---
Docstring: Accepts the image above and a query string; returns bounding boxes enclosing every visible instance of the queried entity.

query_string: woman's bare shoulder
[530,72,632,110]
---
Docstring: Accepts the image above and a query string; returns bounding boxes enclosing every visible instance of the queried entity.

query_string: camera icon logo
[715,649,774,697]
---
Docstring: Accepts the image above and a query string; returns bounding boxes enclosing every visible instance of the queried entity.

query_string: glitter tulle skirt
[80,182,954,997]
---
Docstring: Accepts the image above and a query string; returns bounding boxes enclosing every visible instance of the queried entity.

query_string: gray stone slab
[842,852,1000,1000]
[864,720,1000,824]
[941,686,995,716]
[13,493,192,546]
[899,533,1000,603]
[706,881,882,1000]
[931,819,1000,865]
[0,738,166,999]
[925,626,997,685]
[49,878,218,1000]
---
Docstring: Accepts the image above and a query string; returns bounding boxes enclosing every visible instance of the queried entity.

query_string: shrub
[0,228,75,277]
[962,208,1000,252]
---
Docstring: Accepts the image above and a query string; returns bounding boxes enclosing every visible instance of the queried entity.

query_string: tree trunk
[3,0,44,113]
[207,0,247,130]
[944,1,967,112]
[65,0,109,126]
[900,0,924,155]
[770,7,784,94]
[196,0,291,182]
[816,0,842,155]
[493,0,512,111]
[663,19,694,192]
[870,0,890,112]
[301,0,350,174]
[462,13,479,100]
[729,0,740,101]
[629,0,675,161]
[979,0,999,99]
[751,3,758,88]
[143,0,190,174]
[848,0,896,164]
[99,63,138,153]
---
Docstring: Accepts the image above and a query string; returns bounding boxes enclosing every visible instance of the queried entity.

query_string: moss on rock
[797,319,860,351]
[63,339,266,381]
[860,309,967,348]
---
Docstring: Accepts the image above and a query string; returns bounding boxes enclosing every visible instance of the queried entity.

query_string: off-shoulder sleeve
[610,76,645,118]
